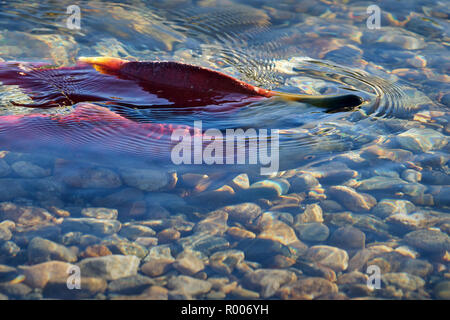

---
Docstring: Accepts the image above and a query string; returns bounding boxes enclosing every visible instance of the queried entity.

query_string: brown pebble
[81,245,112,258]
[157,228,181,244]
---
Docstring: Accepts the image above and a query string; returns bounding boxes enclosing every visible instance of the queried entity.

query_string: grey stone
[61,218,121,236]
[28,237,77,264]
[81,207,118,220]
[78,255,141,280]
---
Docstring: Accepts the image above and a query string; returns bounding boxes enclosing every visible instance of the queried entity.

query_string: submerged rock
[120,168,174,191]
[305,245,349,272]
[81,207,118,220]
[296,204,323,223]
[167,275,212,298]
[209,250,245,274]
[27,237,77,264]
[11,161,50,178]
[397,128,447,152]
[173,250,205,276]
[329,226,365,250]
[0,202,55,228]
[404,229,450,253]
[78,255,140,280]
[295,223,329,242]
[434,281,450,300]
[278,277,338,300]
[328,186,376,212]
[222,203,262,227]
[19,261,75,289]
[61,218,121,236]
[244,269,297,298]
[372,199,416,218]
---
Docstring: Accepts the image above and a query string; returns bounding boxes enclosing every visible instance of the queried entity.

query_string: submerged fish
[0,103,193,163]
[0,57,363,167]
[0,57,363,111]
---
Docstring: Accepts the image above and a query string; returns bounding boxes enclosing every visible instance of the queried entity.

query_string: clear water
[0,0,449,300]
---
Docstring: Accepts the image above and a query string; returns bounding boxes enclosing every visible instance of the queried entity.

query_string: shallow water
[0,0,449,300]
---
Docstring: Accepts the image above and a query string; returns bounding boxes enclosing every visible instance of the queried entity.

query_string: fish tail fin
[274,92,364,111]
[78,56,128,71]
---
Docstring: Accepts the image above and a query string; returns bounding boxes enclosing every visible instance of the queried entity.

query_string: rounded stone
[434,281,450,300]
[295,223,330,242]
[329,226,366,250]
[328,186,376,212]
[404,229,450,253]
[305,245,349,272]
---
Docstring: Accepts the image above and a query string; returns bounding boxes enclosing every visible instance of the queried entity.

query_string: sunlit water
[0,0,449,300]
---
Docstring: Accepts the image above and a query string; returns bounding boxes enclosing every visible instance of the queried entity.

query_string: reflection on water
[0,0,449,300]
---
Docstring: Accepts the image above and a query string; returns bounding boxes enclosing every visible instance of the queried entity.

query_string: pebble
[108,274,155,294]
[241,179,290,200]
[19,261,75,289]
[257,220,300,246]
[194,210,229,236]
[0,220,14,241]
[229,173,250,191]
[80,245,112,258]
[404,229,450,253]
[222,203,262,227]
[237,238,295,266]
[328,186,377,212]
[401,169,422,183]
[295,223,330,242]
[27,237,77,264]
[141,246,175,277]
[167,275,212,298]
[400,258,433,278]
[433,281,450,300]
[81,207,118,220]
[0,282,32,298]
[11,161,50,178]
[0,159,11,177]
[357,176,407,191]
[244,269,297,298]
[120,168,172,191]
[101,236,148,259]
[278,277,338,300]
[226,227,256,240]
[372,199,416,218]
[173,250,205,276]
[61,218,121,236]
[157,228,181,244]
[119,224,156,241]
[397,128,447,152]
[44,277,107,299]
[0,202,55,228]
[382,272,425,291]
[209,250,245,274]
[296,203,324,223]
[305,245,349,272]
[320,200,344,212]
[290,173,319,192]
[329,226,366,250]
[60,167,122,189]
[78,255,140,280]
